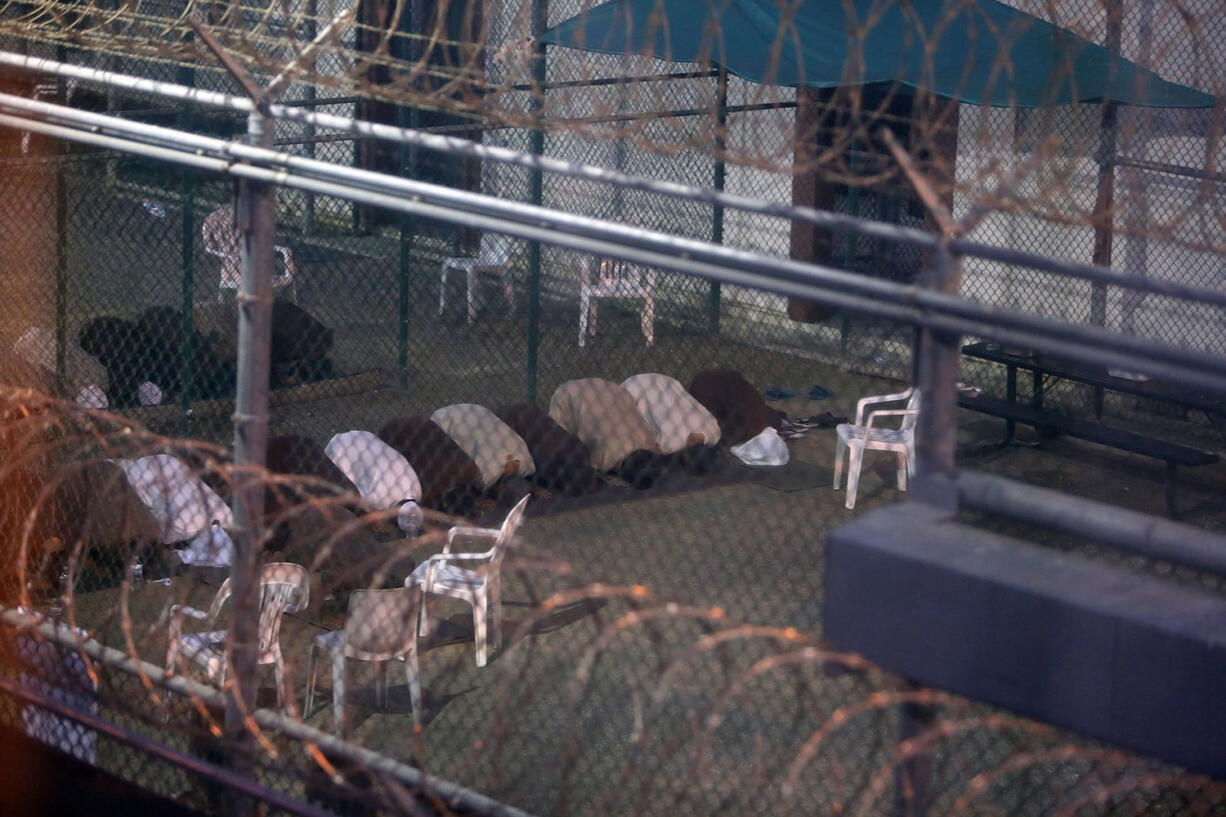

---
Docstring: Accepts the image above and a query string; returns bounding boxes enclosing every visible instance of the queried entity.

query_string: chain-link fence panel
[3,0,1226,814]
[3,388,1226,817]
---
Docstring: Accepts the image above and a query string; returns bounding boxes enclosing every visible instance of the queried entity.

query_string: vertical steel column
[177,167,196,435]
[898,239,961,817]
[1119,0,1157,335]
[53,46,68,393]
[177,62,196,436]
[53,142,67,394]
[1090,0,1123,326]
[396,107,413,388]
[304,0,318,234]
[226,107,275,751]
[914,244,962,477]
[524,0,547,402]
[396,4,422,389]
[708,67,727,334]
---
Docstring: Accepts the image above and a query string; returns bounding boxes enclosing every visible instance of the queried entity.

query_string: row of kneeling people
[274,367,787,523]
[0,369,785,598]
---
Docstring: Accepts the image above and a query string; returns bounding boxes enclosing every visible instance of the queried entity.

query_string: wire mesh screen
[2,0,1226,814]
[3,385,1226,817]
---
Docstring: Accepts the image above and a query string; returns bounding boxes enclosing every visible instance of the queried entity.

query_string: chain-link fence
[3,0,1226,815]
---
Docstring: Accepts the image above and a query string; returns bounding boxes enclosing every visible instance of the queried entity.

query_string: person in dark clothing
[77,316,160,408]
[377,416,484,517]
[497,402,601,496]
[688,368,785,447]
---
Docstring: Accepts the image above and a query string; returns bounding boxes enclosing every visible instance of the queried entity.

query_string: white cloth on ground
[430,403,536,488]
[729,426,790,467]
[621,373,722,455]
[325,430,423,532]
[117,454,234,566]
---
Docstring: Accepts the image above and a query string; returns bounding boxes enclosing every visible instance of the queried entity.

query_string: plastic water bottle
[49,566,69,616]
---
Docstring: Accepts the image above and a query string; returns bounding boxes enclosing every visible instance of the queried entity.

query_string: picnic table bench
[960,341,1222,517]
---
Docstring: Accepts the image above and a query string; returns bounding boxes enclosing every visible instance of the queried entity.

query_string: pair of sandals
[779,411,849,440]
[764,385,835,401]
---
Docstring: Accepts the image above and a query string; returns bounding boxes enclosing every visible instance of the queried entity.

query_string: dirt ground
[29,180,1226,814]
[60,355,1226,817]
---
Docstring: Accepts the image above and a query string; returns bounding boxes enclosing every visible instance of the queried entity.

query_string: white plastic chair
[202,206,298,303]
[166,562,310,708]
[579,257,656,347]
[439,232,514,324]
[832,387,921,510]
[305,586,423,732]
[406,493,529,667]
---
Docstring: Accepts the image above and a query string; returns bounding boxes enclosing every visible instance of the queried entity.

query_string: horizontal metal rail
[4,50,1226,312]
[0,607,538,817]
[1110,154,1226,186]
[508,68,721,92]
[0,675,337,817]
[950,471,1226,577]
[3,94,1226,396]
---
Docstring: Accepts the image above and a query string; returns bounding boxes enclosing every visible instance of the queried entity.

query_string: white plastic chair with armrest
[832,387,921,510]
[202,206,298,303]
[305,586,424,732]
[406,493,530,667]
[165,562,310,708]
[439,232,514,324]
[578,257,656,347]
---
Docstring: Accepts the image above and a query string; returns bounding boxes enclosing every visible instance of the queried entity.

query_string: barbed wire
[2,389,1225,815]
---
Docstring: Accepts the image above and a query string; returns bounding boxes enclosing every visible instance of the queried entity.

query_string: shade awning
[541,0,1216,108]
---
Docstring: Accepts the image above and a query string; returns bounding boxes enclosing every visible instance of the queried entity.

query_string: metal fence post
[53,139,67,394]
[395,8,420,389]
[1090,0,1123,326]
[53,43,68,393]
[708,67,727,334]
[304,0,318,234]
[177,60,196,435]
[396,111,413,388]
[227,105,275,775]
[525,0,548,402]
[178,167,196,435]
[914,241,961,477]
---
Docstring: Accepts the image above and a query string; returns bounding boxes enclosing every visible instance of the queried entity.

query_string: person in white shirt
[430,403,536,489]
[621,373,722,454]
[117,454,234,568]
[324,430,424,536]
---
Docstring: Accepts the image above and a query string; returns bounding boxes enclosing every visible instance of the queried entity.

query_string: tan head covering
[549,378,659,471]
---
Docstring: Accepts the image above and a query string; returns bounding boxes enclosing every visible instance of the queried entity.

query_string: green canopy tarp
[541,0,1216,108]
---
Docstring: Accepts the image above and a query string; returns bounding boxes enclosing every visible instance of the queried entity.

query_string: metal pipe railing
[4,50,1226,312]
[4,98,1226,396]
[0,607,538,817]
[950,471,1226,577]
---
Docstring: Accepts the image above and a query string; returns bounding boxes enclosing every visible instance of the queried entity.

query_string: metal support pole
[524,0,547,401]
[52,42,68,394]
[53,141,67,394]
[914,241,962,477]
[226,106,275,769]
[1090,0,1123,326]
[178,167,196,435]
[177,61,196,435]
[894,680,936,817]
[396,107,413,388]
[304,0,318,234]
[708,67,727,334]
[395,2,421,389]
